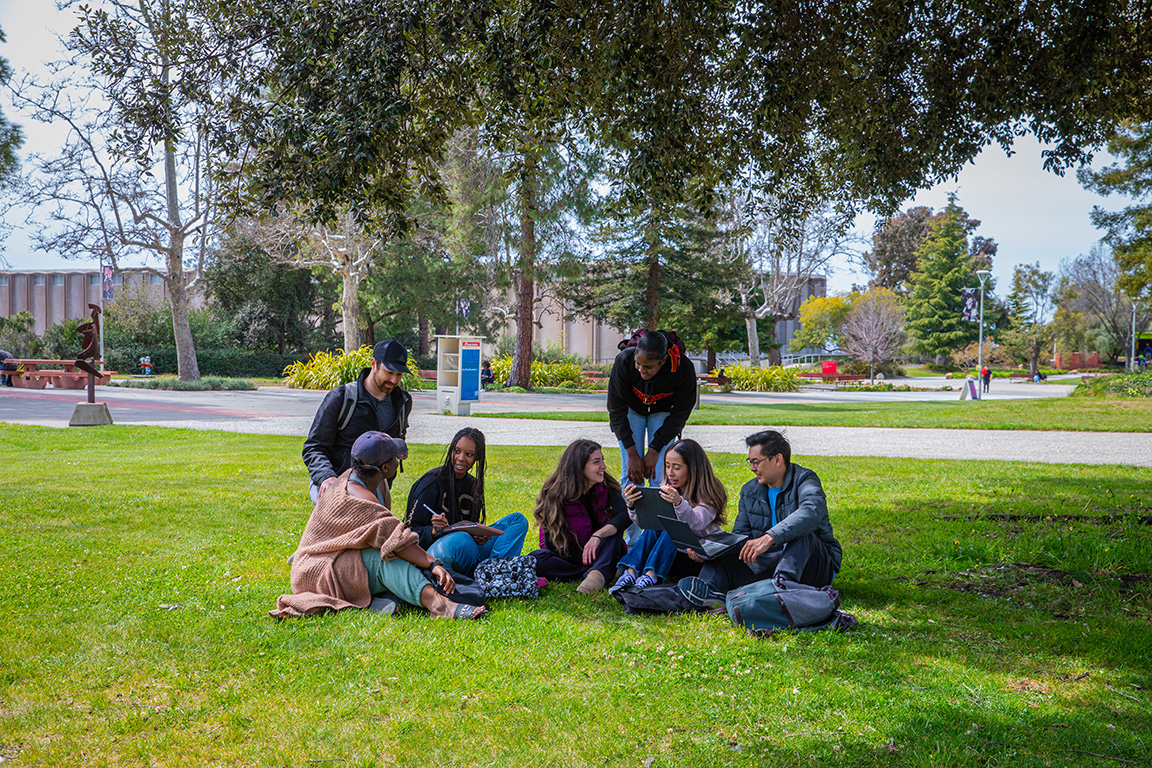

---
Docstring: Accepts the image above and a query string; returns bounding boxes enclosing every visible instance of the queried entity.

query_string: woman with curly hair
[528,439,630,593]
[405,427,528,576]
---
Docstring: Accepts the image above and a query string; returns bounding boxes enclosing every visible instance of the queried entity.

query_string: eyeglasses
[747,455,779,469]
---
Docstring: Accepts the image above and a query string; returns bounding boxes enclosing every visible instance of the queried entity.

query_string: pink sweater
[629,495,720,536]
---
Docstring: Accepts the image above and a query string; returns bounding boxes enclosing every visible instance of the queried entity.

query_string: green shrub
[487,355,584,388]
[41,319,83,359]
[0,311,43,358]
[281,346,424,390]
[1072,370,1152,398]
[105,347,308,378]
[718,364,801,392]
[107,376,256,391]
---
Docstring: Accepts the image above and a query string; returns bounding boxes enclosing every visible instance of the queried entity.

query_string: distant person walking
[981,366,991,394]
[0,349,14,387]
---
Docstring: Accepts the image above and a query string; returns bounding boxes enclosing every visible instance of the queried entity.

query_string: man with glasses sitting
[681,429,842,606]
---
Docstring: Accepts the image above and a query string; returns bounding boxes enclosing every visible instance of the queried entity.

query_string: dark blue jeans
[698,532,837,594]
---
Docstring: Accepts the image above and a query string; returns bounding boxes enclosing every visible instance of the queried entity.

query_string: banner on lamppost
[961,287,979,322]
[101,264,114,301]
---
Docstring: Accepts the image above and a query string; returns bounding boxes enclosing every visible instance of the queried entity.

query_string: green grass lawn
[479,397,1152,432]
[2,426,1150,767]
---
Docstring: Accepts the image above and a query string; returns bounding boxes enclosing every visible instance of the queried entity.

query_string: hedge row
[105,348,308,378]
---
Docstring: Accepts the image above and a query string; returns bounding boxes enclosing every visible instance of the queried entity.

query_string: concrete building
[0,268,203,335]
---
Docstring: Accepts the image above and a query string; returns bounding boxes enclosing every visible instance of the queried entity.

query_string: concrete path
[1,383,1148,467]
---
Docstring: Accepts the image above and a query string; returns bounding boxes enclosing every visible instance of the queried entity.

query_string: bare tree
[840,287,907,383]
[735,198,856,367]
[253,209,383,352]
[4,0,223,380]
[1060,244,1152,363]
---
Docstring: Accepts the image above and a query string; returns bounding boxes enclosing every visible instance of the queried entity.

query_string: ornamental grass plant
[1,426,1149,766]
[719,364,802,392]
[281,346,426,391]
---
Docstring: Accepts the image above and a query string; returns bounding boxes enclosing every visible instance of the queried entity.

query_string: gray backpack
[726,577,858,637]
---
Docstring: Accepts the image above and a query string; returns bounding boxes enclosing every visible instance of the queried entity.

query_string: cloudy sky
[0,1,1136,296]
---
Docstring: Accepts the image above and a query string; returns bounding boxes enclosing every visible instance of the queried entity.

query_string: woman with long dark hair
[406,427,528,576]
[528,439,630,593]
[612,438,727,592]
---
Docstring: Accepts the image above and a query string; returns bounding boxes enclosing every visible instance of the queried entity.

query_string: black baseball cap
[372,340,408,373]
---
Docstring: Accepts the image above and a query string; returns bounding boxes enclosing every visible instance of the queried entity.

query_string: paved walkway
[2,383,1148,467]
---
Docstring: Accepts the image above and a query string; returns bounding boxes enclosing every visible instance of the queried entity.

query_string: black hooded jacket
[606,346,697,452]
[302,367,412,487]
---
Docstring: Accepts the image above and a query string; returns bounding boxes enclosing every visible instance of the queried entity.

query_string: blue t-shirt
[767,486,782,528]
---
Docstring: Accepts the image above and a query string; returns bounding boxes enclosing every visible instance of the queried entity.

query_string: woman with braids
[528,439,630,594]
[607,329,698,489]
[272,431,486,620]
[612,438,727,592]
[405,427,528,577]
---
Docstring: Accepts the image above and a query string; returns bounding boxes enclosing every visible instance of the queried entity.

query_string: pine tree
[905,198,980,363]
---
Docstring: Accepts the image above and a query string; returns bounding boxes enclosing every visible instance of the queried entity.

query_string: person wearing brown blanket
[271,431,487,620]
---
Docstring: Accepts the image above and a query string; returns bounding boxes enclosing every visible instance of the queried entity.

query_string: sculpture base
[69,402,113,427]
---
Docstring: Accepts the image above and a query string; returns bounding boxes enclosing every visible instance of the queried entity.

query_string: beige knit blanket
[270,471,417,618]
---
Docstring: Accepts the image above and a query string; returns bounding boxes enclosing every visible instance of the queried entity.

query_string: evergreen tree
[905,199,980,363]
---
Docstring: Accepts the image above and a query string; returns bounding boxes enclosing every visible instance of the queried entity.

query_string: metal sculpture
[74,304,101,404]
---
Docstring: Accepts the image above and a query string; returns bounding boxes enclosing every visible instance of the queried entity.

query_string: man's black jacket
[302,367,412,487]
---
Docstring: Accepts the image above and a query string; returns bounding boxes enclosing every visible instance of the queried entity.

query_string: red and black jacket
[606,346,697,453]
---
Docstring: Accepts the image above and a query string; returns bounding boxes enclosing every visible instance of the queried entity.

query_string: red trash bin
[821,360,837,375]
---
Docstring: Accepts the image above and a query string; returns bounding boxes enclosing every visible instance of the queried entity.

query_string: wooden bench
[1008,372,1031,382]
[582,370,609,385]
[697,372,731,386]
[417,369,437,381]
[3,359,117,389]
[794,372,865,384]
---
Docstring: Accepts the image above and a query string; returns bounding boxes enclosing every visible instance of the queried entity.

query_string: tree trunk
[340,269,362,352]
[168,265,200,381]
[746,316,761,368]
[509,155,537,389]
[870,358,875,384]
[418,312,430,357]
[645,232,660,330]
[706,347,716,375]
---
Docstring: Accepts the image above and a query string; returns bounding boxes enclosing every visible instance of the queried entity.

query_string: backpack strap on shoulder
[337,381,358,431]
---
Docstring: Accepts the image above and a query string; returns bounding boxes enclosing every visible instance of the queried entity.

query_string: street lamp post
[1134,300,1139,373]
[976,269,991,400]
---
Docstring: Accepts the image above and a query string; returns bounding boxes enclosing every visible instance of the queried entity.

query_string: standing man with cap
[303,339,414,505]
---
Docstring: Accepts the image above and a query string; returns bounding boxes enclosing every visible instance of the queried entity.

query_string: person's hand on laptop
[658,483,681,507]
[622,484,642,509]
[739,533,775,564]
[686,548,706,563]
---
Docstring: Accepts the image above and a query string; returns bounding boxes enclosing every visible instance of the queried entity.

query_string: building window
[51,275,64,286]
[33,275,46,285]
[150,274,163,285]
[89,274,100,285]
[0,276,7,286]
[112,274,123,285]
